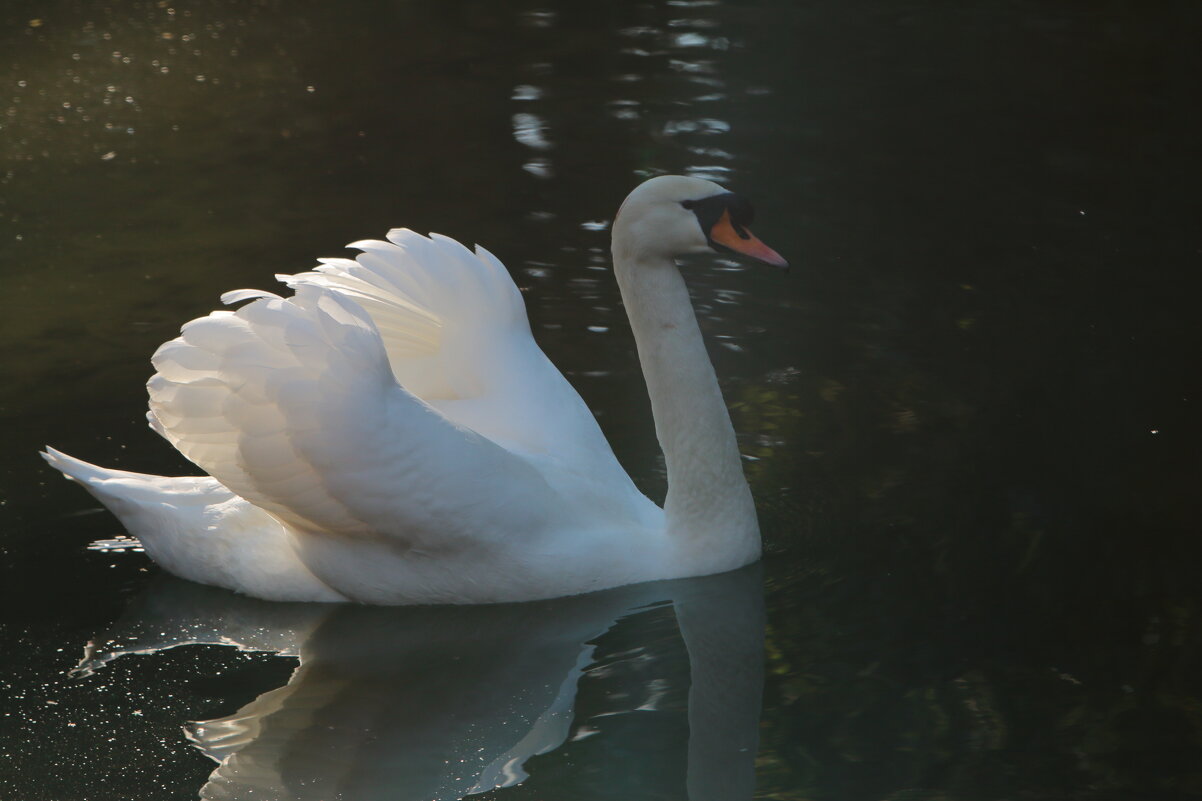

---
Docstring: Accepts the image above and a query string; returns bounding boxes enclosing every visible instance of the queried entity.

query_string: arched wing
[272,230,639,492]
[147,286,562,548]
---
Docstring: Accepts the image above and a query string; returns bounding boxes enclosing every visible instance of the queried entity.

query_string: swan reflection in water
[75,566,764,801]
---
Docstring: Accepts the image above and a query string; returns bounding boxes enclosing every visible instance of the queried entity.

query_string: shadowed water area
[2,0,1202,798]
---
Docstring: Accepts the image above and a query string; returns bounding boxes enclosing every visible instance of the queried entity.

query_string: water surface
[2,1,1201,799]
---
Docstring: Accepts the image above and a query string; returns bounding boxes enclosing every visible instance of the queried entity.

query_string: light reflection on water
[70,569,763,801]
[1,4,304,171]
[502,0,741,227]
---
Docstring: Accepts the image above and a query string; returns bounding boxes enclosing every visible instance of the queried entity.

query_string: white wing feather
[147,231,648,554]
[277,230,639,487]
[148,285,559,551]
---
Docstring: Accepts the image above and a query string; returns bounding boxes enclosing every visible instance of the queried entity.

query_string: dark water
[2,0,1201,798]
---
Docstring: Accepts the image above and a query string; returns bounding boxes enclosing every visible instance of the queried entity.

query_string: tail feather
[40,447,346,602]
[42,446,135,486]
[41,446,216,505]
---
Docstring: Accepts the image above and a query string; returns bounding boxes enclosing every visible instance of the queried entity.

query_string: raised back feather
[276,230,526,402]
[145,231,650,554]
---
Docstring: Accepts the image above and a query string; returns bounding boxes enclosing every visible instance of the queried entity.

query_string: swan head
[613,175,787,268]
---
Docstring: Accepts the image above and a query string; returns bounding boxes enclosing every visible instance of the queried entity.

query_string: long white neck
[611,238,760,570]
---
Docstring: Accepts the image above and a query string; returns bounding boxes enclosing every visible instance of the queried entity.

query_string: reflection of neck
[611,240,759,567]
[676,567,764,801]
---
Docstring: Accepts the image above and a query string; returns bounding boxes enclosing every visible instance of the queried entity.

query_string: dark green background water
[2,0,1201,798]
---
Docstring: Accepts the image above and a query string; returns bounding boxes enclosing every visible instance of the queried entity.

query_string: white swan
[43,175,787,604]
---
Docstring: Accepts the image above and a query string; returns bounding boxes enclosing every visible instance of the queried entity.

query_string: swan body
[44,176,786,604]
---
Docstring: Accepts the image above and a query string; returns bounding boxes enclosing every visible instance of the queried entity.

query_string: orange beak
[709,209,789,268]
